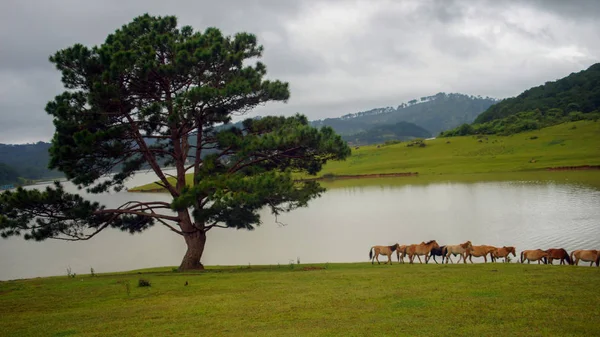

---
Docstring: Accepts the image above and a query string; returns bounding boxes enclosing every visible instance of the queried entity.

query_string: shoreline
[127,164,600,193]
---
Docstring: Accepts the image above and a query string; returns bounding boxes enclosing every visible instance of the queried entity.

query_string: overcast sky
[1,0,599,144]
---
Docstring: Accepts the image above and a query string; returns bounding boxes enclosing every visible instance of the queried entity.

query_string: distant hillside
[0,163,20,185]
[0,142,62,180]
[342,121,431,145]
[311,92,498,135]
[444,63,600,136]
[475,63,600,124]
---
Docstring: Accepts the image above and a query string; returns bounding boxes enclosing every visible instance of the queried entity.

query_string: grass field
[1,263,599,336]
[129,120,600,192]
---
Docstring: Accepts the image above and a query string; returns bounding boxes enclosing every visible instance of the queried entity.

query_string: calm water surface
[1,171,599,280]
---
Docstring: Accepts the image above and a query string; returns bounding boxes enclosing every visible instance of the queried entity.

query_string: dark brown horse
[369,244,400,265]
[407,240,440,264]
[544,248,571,265]
[427,245,447,264]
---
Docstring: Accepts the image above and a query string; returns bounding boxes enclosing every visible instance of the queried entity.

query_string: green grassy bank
[1,263,599,336]
[130,120,600,192]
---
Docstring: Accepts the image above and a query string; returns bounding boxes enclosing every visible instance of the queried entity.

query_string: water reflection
[1,172,599,280]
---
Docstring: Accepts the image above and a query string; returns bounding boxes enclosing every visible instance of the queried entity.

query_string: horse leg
[376,254,380,265]
[483,255,487,263]
[417,255,423,264]
[388,253,392,265]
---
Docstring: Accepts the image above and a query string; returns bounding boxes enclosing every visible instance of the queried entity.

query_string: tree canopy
[0,14,350,270]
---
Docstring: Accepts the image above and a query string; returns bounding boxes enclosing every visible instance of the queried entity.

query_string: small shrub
[529,136,538,140]
[297,257,301,265]
[90,267,95,277]
[138,279,151,287]
[406,139,426,148]
[66,266,76,278]
[322,173,336,179]
[547,139,565,146]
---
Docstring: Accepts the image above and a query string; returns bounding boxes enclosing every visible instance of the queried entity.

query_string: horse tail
[569,251,575,265]
[520,251,524,263]
[565,251,571,265]
[369,247,373,260]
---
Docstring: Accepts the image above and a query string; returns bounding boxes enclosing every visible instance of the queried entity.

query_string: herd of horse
[368,240,600,266]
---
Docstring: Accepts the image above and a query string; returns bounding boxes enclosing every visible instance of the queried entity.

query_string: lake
[1,170,600,280]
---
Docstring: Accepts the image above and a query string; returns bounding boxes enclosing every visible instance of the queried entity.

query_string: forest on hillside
[474,63,600,124]
[443,63,600,136]
[312,92,498,136]
[0,142,62,181]
[342,121,431,145]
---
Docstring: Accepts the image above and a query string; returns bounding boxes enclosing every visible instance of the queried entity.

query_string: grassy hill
[1,263,599,336]
[316,120,600,176]
[130,120,600,191]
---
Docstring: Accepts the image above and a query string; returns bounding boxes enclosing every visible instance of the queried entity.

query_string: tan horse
[407,240,440,264]
[492,246,517,263]
[545,248,571,265]
[369,243,400,265]
[570,250,599,266]
[520,249,548,264]
[444,241,473,264]
[396,245,408,263]
[467,245,497,263]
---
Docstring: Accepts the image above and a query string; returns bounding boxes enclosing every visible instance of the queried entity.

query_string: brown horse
[467,245,497,263]
[369,243,400,265]
[520,249,548,264]
[492,246,517,263]
[396,245,408,263]
[444,241,473,264]
[407,240,440,264]
[544,248,571,265]
[570,250,599,266]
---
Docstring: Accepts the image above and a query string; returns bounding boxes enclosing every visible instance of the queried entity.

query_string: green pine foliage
[0,14,350,270]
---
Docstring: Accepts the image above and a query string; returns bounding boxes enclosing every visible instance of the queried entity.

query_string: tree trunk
[179,230,206,271]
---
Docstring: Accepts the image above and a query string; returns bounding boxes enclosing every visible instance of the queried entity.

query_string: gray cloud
[0,0,599,143]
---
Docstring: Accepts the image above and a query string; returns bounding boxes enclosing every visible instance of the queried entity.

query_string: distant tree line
[342,121,432,145]
[312,92,498,136]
